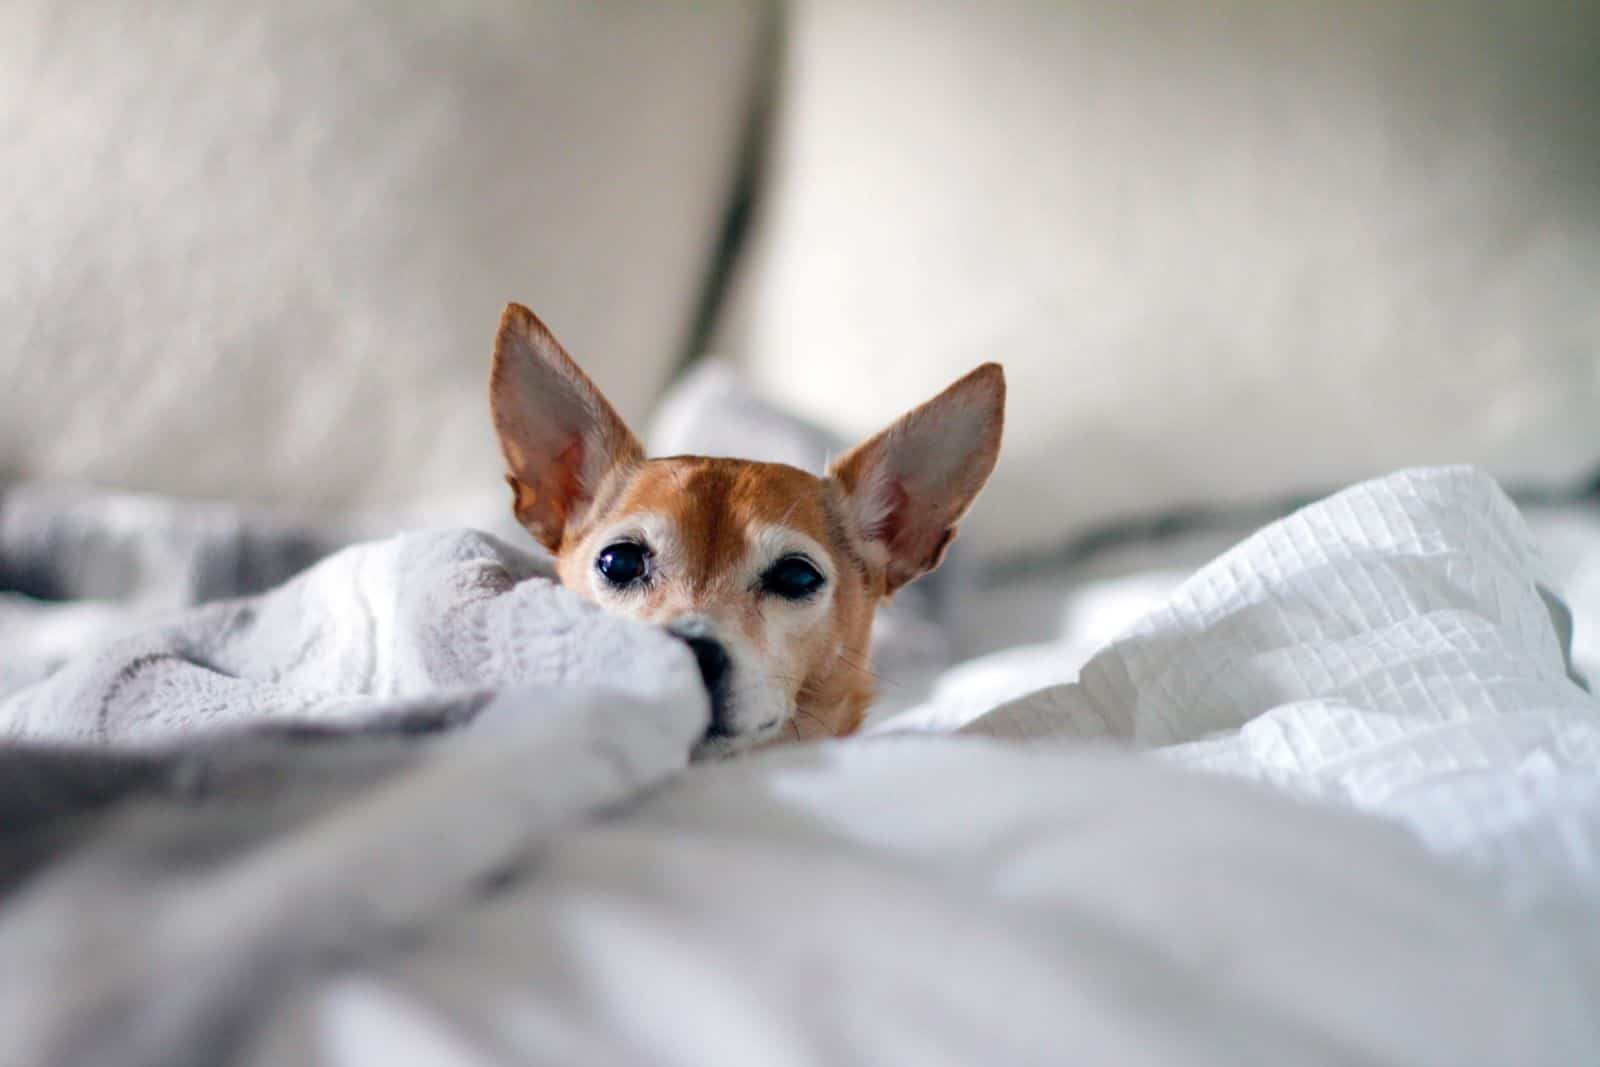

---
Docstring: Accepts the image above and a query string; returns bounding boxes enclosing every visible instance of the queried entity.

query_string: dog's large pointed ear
[828,364,1005,595]
[489,303,644,550]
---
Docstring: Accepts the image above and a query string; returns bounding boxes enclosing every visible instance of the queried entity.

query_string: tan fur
[827,362,1006,594]
[554,459,878,738]
[489,303,644,551]
[490,302,1003,752]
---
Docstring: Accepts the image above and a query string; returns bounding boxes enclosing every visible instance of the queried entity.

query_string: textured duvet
[1,466,1597,1066]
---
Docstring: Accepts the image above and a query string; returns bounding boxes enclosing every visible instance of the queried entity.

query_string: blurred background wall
[2,1,1597,559]
[0,1,767,513]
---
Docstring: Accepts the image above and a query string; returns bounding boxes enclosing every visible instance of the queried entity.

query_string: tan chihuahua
[490,303,1004,757]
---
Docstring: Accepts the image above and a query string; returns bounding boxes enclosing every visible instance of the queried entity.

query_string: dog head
[489,303,1003,757]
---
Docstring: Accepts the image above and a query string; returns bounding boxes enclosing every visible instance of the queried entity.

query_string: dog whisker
[834,648,899,691]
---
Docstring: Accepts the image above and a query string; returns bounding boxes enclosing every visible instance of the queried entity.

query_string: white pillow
[726,0,1600,558]
[0,2,763,512]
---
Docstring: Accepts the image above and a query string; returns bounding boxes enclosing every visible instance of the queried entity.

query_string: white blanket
[0,528,705,743]
[930,469,1600,917]
[2,467,1598,1066]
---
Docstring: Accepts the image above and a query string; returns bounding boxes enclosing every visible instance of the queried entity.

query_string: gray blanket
[0,484,710,1067]
[1,486,697,745]
[0,362,963,1065]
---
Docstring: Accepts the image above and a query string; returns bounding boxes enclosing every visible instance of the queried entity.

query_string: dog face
[489,303,1003,757]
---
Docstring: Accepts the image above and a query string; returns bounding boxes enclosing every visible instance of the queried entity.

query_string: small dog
[490,303,1004,756]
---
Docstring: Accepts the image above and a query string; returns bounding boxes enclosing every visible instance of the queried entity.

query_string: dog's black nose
[683,635,729,693]
[679,635,732,737]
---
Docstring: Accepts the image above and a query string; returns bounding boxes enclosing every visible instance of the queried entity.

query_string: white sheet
[0,684,710,1067]
[258,741,1595,1067]
[226,467,1600,1065]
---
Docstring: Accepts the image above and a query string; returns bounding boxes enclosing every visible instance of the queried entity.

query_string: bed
[3,462,1597,1067]
[4,4,1598,1064]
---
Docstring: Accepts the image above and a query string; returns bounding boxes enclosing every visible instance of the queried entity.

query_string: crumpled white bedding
[0,528,704,743]
[2,466,1598,1066]
[287,466,1598,1065]
[287,740,1591,1067]
[891,469,1600,918]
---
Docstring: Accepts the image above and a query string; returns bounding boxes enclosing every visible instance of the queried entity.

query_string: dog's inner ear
[490,303,643,551]
[828,363,1005,594]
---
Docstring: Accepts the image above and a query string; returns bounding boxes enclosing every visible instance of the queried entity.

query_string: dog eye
[760,555,825,600]
[596,542,650,588]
